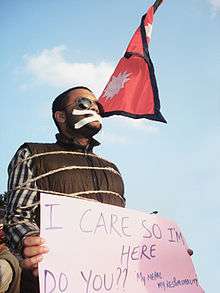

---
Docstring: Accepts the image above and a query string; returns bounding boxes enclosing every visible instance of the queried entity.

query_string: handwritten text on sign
[39,193,204,293]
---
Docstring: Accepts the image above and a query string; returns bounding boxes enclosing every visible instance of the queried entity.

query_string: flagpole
[153,0,163,13]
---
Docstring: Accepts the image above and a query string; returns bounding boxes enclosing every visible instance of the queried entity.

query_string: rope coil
[13,151,114,170]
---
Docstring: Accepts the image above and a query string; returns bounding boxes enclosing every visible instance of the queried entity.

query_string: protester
[4,86,125,292]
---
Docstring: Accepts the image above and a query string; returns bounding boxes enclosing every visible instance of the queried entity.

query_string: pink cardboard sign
[39,193,204,293]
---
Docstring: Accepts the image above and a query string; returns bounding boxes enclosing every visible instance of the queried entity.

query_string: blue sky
[1,0,220,292]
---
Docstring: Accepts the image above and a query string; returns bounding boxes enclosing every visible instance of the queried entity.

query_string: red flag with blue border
[99,5,167,123]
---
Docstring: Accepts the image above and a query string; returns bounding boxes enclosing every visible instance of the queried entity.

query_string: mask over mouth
[72,109,102,129]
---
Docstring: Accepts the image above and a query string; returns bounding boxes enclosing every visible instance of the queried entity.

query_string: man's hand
[22,235,49,277]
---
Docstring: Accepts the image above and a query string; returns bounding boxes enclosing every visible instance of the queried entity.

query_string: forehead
[66,89,97,104]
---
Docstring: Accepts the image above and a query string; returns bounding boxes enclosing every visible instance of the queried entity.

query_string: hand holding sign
[22,235,48,277]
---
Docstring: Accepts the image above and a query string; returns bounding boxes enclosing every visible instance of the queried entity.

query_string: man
[4,86,125,292]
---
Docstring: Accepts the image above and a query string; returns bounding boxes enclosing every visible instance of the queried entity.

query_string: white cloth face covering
[72,109,102,129]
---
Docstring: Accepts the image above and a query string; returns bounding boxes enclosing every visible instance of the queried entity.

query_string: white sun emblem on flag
[103,71,131,99]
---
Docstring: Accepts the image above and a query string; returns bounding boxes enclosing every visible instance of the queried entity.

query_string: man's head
[52,86,102,139]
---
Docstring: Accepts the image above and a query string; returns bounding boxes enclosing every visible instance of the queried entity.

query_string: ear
[54,111,66,124]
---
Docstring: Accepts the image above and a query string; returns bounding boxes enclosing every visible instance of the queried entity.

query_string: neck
[71,136,91,147]
[61,132,91,146]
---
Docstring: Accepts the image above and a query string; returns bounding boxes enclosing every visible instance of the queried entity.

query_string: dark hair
[52,86,92,113]
[52,86,92,130]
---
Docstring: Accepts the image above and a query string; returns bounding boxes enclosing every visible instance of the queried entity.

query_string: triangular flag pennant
[99,4,167,123]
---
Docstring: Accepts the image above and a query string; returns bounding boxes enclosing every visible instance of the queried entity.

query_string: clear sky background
[0,0,220,292]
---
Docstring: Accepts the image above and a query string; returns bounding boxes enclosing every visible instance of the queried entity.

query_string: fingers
[23,245,49,258]
[33,268,39,277]
[23,235,45,247]
[21,254,43,270]
[22,235,49,275]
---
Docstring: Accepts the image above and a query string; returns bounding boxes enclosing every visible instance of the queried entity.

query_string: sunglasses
[62,97,95,111]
